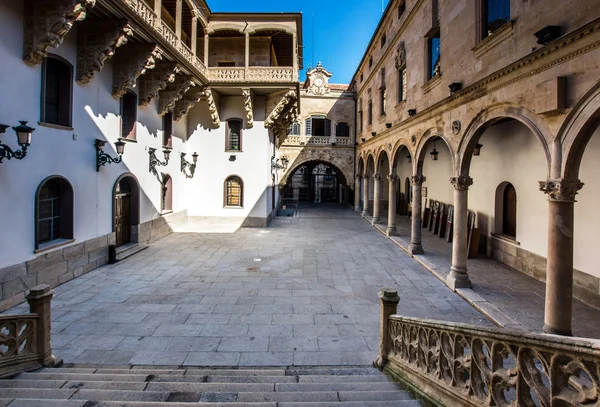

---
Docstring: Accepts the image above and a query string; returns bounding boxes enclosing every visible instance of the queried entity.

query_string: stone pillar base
[355,205,362,212]
[372,217,381,225]
[543,324,573,336]
[447,267,472,289]
[361,210,369,217]
[386,226,397,236]
[408,243,424,255]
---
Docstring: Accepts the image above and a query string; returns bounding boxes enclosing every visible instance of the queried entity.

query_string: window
[428,33,441,80]
[161,175,173,213]
[368,100,373,126]
[288,121,300,135]
[398,1,406,19]
[35,176,74,250]
[379,68,386,116]
[359,111,363,132]
[225,176,243,207]
[502,183,517,238]
[483,0,510,38]
[336,122,350,137]
[381,33,387,48]
[360,73,364,82]
[226,119,242,151]
[163,111,173,147]
[398,66,407,102]
[305,116,331,137]
[121,90,137,140]
[368,56,373,68]
[41,55,73,127]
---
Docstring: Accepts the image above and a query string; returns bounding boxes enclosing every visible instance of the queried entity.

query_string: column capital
[451,176,473,191]
[373,174,382,181]
[387,174,399,182]
[410,175,426,186]
[362,174,370,180]
[539,178,584,203]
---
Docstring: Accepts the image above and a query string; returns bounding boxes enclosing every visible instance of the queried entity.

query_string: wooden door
[503,184,517,238]
[115,193,131,247]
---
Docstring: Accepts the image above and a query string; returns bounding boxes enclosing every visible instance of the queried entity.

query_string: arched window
[35,176,74,249]
[305,116,331,137]
[225,176,243,207]
[121,90,137,140]
[483,0,510,38]
[226,119,242,151]
[336,122,350,137]
[161,175,173,213]
[288,121,301,135]
[502,183,517,238]
[41,55,73,127]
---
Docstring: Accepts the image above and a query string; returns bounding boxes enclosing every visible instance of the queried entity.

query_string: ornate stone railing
[336,137,352,146]
[282,135,334,146]
[0,285,56,378]
[206,66,296,83]
[375,289,600,407]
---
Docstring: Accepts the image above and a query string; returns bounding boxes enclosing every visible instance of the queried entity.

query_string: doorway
[113,174,140,247]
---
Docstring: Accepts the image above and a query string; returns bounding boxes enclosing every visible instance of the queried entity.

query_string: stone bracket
[76,19,133,85]
[174,88,205,122]
[138,62,179,107]
[112,43,161,98]
[23,0,96,66]
[204,88,220,128]
[158,75,194,116]
[242,89,254,129]
[265,90,297,128]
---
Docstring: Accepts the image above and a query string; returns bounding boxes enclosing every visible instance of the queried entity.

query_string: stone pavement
[376,213,600,339]
[7,203,490,367]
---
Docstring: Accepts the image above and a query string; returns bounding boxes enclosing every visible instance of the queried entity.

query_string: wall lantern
[534,25,562,45]
[386,123,392,129]
[407,109,417,117]
[181,152,198,179]
[430,140,439,161]
[149,147,171,180]
[95,139,125,171]
[473,143,483,156]
[371,132,377,137]
[449,82,462,94]
[361,138,366,142]
[0,121,35,163]
[406,154,412,164]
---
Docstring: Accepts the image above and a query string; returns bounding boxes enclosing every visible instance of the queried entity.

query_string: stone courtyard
[8,203,490,367]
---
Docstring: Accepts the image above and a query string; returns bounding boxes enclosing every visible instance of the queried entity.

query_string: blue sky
[209,0,391,84]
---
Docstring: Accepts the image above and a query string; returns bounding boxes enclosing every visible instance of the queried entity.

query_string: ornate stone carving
[410,175,427,186]
[173,88,204,122]
[305,62,332,96]
[394,41,406,69]
[451,176,474,191]
[265,90,297,128]
[452,120,461,135]
[112,43,161,98]
[539,179,584,202]
[204,88,220,127]
[76,20,132,85]
[158,75,194,116]
[137,62,179,107]
[242,89,254,129]
[23,0,96,66]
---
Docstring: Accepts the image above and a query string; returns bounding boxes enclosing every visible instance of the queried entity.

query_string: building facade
[0,0,302,310]
[352,0,600,335]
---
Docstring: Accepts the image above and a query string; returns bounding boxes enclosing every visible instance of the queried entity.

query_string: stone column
[191,16,198,55]
[26,284,56,367]
[374,288,400,369]
[154,0,162,20]
[386,173,399,236]
[292,32,298,75]
[204,33,209,66]
[409,175,426,255]
[361,174,370,217]
[245,32,250,68]
[540,179,583,336]
[372,174,382,224]
[354,175,362,211]
[175,0,183,39]
[447,176,474,290]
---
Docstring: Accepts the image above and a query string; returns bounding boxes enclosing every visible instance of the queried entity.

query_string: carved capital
[23,0,96,66]
[76,20,132,84]
[204,88,220,128]
[242,89,254,129]
[158,75,194,116]
[138,62,179,107]
[451,176,473,191]
[112,43,161,98]
[362,174,370,180]
[410,175,426,186]
[387,174,399,182]
[373,174,382,181]
[539,179,584,203]
[174,88,204,122]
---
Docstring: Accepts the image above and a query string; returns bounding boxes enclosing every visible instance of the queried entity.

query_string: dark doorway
[113,174,140,247]
[284,162,347,204]
[502,183,517,238]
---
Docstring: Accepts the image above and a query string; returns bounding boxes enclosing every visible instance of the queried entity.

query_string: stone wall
[208,37,271,67]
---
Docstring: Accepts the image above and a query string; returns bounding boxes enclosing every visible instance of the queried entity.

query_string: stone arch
[247,23,296,35]
[457,103,552,178]
[376,148,390,175]
[559,79,600,180]
[281,155,352,188]
[365,152,376,174]
[206,22,246,34]
[391,140,413,170]
[415,127,454,174]
[357,156,365,175]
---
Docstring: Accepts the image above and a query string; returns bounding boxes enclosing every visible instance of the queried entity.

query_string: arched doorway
[284,161,348,203]
[113,174,140,247]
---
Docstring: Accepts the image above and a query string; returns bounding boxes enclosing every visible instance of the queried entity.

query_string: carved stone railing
[0,285,56,378]
[336,137,352,146]
[376,288,600,407]
[206,66,296,83]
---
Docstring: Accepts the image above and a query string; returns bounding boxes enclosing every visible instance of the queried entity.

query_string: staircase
[0,365,422,406]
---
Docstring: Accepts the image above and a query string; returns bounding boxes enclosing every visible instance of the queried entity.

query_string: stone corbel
[23,0,96,66]
[204,88,220,127]
[76,20,133,85]
[265,90,297,128]
[174,88,204,122]
[138,62,179,107]
[158,75,194,116]
[112,43,162,98]
[242,89,254,129]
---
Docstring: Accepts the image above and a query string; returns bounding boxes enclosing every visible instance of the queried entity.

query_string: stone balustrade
[282,136,353,146]
[376,288,600,406]
[0,285,56,378]
[206,66,296,83]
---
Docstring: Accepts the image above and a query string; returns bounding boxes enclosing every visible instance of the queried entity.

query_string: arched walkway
[283,160,349,204]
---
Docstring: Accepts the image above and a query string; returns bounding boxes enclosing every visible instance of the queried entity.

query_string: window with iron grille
[227,119,242,151]
[368,101,373,125]
[288,121,300,135]
[483,0,510,37]
[305,116,331,136]
[225,176,243,207]
[41,55,73,127]
[38,180,61,244]
[398,66,407,102]
[379,68,386,116]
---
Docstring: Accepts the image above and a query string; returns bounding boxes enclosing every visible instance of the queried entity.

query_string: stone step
[51,367,286,376]
[144,382,276,392]
[115,243,148,261]
[298,375,391,383]
[17,372,149,382]
[0,379,67,388]
[275,382,401,392]
[285,368,381,376]
[237,391,412,403]
[149,375,297,383]
[279,402,423,407]
[3,401,277,407]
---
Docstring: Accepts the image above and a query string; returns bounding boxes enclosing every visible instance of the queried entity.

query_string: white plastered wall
[421,141,454,206]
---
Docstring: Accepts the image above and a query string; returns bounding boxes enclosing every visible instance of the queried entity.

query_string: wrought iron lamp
[149,147,171,180]
[271,155,289,171]
[473,143,483,156]
[430,140,439,161]
[0,121,35,163]
[181,152,198,179]
[95,139,125,171]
